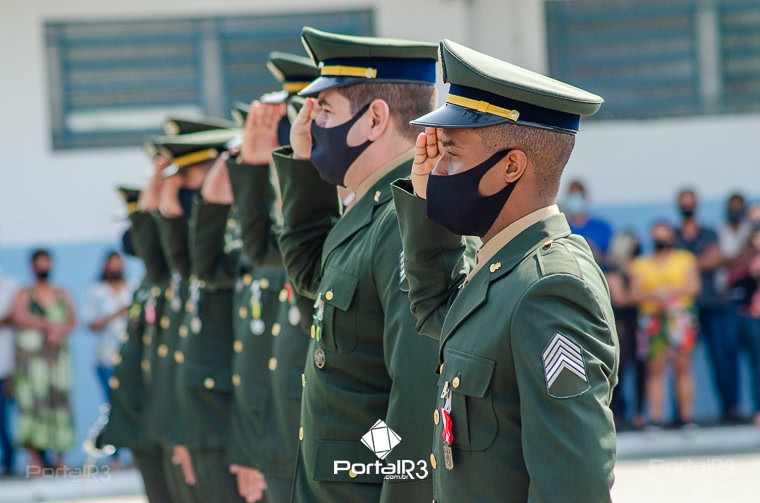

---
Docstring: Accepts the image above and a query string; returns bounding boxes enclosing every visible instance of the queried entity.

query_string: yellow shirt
[631,250,697,315]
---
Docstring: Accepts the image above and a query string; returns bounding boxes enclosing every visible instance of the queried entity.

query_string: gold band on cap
[126,201,139,214]
[321,65,377,79]
[172,148,219,169]
[163,121,180,135]
[447,94,520,122]
[282,82,311,93]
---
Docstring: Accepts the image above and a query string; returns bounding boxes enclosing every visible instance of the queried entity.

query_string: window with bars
[545,0,760,120]
[45,10,374,150]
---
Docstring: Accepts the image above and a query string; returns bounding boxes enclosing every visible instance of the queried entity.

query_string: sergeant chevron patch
[542,332,590,399]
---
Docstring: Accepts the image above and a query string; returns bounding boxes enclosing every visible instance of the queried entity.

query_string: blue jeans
[740,316,760,413]
[96,365,114,403]
[699,306,740,416]
[0,377,14,474]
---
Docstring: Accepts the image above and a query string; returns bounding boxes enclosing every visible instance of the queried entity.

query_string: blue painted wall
[0,196,757,469]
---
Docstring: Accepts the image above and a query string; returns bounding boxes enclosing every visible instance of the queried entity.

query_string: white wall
[1,0,756,246]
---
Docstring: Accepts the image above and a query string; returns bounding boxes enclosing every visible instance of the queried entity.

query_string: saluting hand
[290,98,320,161]
[139,155,171,211]
[241,101,286,165]
[201,152,234,204]
[159,174,184,217]
[411,127,443,199]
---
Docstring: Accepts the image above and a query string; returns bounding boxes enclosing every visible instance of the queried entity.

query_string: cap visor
[410,103,508,128]
[298,76,365,97]
[260,90,289,104]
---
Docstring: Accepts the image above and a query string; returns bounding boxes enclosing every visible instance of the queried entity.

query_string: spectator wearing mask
[82,251,132,403]
[11,249,77,471]
[675,188,735,422]
[730,207,760,425]
[0,267,19,476]
[562,180,613,262]
[606,231,646,428]
[631,222,700,427]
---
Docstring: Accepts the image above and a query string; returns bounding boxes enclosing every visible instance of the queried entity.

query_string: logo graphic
[361,419,402,460]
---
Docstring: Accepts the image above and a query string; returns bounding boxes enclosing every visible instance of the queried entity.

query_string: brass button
[314,347,326,369]
[232,374,241,386]
[279,289,288,302]
[160,316,170,330]
[113,354,122,366]
[191,317,202,334]
[310,325,316,339]
[272,323,281,336]
[299,426,304,441]
[349,470,358,479]
[325,290,334,301]
[239,306,248,319]
[439,363,445,373]
[141,360,150,371]
[301,373,306,388]
[452,376,461,389]
[373,190,381,202]
[430,453,437,470]
[109,377,120,390]
[165,288,174,301]
[259,278,270,289]
[234,340,244,353]
[204,378,215,389]
[150,286,160,297]
[198,280,206,289]
[158,344,169,358]
[174,351,184,364]
[268,357,278,371]
[179,325,188,338]
[433,409,440,425]
[243,274,252,286]
[543,239,554,248]
[489,262,502,273]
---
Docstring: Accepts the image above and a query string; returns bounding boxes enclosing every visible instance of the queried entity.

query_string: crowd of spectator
[565,182,760,429]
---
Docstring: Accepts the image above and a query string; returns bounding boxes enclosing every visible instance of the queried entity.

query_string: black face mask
[35,270,51,281]
[680,208,695,219]
[310,104,372,187]
[426,151,515,237]
[104,271,124,282]
[277,115,291,148]
[653,240,673,252]
[727,209,745,224]
[178,188,197,220]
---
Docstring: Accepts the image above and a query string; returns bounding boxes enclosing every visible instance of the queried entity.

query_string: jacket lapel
[439,214,572,351]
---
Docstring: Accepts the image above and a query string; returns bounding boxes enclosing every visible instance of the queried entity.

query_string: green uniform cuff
[153,213,190,278]
[190,199,233,286]
[129,212,170,284]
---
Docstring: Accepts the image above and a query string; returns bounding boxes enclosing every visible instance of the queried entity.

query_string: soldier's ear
[504,149,527,184]
[367,99,391,141]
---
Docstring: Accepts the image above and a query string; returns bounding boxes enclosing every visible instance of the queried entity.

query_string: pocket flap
[319,266,359,312]
[313,439,384,483]
[183,363,233,393]
[438,348,495,398]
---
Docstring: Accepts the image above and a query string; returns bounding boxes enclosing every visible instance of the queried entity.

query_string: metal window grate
[45,10,374,150]
[720,0,760,113]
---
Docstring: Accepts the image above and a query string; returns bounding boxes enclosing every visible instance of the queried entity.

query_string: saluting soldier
[269,27,446,502]
[202,52,319,503]
[97,186,172,503]
[154,127,246,503]
[391,40,618,502]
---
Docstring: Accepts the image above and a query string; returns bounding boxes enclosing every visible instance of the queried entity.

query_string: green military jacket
[101,211,171,450]
[174,198,237,449]
[226,160,312,481]
[151,214,194,446]
[272,148,439,503]
[392,181,618,503]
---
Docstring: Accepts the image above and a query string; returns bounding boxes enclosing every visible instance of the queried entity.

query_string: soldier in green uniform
[154,127,246,503]
[96,186,172,503]
[203,52,318,503]
[268,27,444,502]
[391,40,618,502]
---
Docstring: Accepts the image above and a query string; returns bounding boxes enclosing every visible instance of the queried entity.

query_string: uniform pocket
[438,348,497,451]
[318,266,359,354]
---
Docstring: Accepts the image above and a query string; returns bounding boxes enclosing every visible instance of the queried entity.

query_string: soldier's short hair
[337,82,438,142]
[476,122,576,198]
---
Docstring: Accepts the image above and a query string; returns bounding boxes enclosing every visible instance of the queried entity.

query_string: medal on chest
[249,280,265,335]
[440,381,455,470]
